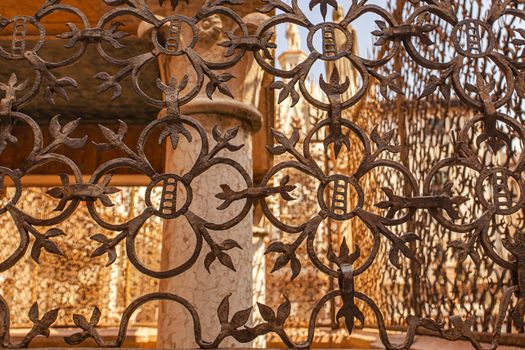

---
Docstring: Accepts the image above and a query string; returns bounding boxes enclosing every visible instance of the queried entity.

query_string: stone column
[144,11,268,349]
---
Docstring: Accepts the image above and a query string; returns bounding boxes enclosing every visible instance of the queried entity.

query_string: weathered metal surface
[1,0,525,349]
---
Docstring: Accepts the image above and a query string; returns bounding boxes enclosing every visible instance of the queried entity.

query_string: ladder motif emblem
[166,20,182,52]
[322,23,337,57]
[318,175,363,220]
[491,171,512,210]
[331,178,348,215]
[452,19,494,58]
[464,21,482,56]
[11,17,27,56]
[160,176,178,216]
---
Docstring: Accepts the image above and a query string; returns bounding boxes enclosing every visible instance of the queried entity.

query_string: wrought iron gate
[1,0,525,349]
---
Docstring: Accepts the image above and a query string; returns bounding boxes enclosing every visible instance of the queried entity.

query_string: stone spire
[333,4,345,22]
[286,23,300,51]
[278,24,308,72]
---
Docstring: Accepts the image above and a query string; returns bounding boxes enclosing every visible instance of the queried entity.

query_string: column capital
[180,97,262,132]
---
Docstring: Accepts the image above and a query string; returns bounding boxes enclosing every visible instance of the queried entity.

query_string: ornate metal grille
[1,0,525,349]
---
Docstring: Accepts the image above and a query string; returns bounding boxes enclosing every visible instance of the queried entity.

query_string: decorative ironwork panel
[1,0,525,349]
[0,187,162,328]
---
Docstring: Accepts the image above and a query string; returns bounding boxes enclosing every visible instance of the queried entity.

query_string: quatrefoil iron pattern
[1,0,525,349]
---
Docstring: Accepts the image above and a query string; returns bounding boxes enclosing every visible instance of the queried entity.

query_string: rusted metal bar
[0,0,524,349]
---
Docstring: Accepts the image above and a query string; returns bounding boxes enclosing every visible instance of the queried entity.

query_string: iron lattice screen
[0,0,525,349]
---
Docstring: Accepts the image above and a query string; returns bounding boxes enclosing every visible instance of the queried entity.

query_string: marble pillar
[141,10,268,349]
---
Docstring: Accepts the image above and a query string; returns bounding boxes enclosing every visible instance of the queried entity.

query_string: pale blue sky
[273,0,495,83]
[274,0,387,77]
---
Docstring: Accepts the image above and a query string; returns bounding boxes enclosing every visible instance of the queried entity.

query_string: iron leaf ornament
[0,0,525,349]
